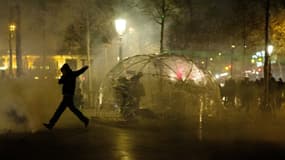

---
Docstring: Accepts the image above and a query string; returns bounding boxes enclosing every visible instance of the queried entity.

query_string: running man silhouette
[43,63,89,130]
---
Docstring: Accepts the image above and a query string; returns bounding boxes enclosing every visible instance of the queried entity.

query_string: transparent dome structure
[95,54,221,122]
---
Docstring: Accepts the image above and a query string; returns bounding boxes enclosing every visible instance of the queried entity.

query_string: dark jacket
[59,64,88,96]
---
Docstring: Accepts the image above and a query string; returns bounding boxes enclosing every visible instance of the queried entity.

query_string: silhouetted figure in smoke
[224,78,236,108]
[239,77,253,112]
[129,72,145,110]
[113,72,145,121]
[276,78,284,110]
[43,63,89,130]
[113,76,129,111]
[74,81,84,109]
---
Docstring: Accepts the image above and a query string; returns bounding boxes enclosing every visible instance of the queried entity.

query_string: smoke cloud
[0,77,85,133]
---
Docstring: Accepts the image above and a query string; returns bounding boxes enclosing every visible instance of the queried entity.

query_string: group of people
[220,76,285,112]
[44,63,285,130]
[113,72,145,121]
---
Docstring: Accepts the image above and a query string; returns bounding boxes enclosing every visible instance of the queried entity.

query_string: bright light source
[218,52,222,56]
[215,74,220,79]
[256,52,261,57]
[220,72,229,77]
[215,72,229,79]
[115,19,126,35]
[9,24,16,32]
[129,27,135,34]
[231,45,236,48]
[261,51,265,56]
[267,45,274,56]
[0,66,7,70]
[256,62,263,67]
[209,57,213,61]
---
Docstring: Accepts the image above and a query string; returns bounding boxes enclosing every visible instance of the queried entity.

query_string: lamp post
[115,18,126,62]
[9,23,16,77]
[263,0,271,112]
[230,44,235,78]
[267,45,274,76]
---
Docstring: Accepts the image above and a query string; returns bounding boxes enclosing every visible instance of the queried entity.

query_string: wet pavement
[1,119,285,160]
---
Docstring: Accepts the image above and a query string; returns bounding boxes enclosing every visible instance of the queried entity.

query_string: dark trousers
[48,95,88,127]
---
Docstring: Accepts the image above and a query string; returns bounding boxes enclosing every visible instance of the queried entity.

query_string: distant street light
[9,24,16,32]
[9,23,16,77]
[115,18,126,62]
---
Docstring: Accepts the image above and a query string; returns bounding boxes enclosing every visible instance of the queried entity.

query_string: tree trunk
[160,0,166,54]
[160,18,165,54]
[15,1,22,77]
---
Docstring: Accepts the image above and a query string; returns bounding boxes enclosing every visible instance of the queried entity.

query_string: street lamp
[230,44,235,78]
[115,18,126,62]
[9,23,16,77]
[267,45,274,77]
[267,45,273,56]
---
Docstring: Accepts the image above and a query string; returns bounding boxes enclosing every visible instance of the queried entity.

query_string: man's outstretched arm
[74,66,89,77]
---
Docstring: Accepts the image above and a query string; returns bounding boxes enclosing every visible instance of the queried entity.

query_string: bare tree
[60,0,115,55]
[59,0,116,107]
[131,0,180,53]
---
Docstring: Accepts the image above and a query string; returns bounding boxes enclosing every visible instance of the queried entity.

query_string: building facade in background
[0,53,89,79]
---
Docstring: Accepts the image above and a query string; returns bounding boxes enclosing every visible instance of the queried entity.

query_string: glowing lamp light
[215,74,220,79]
[256,62,263,67]
[0,66,7,70]
[256,52,262,57]
[261,51,265,56]
[129,27,135,34]
[267,45,274,56]
[9,24,16,32]
[225,65,231,71]
[115,19,126,36]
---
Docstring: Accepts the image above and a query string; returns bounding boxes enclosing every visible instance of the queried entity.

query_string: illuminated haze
[1,0,285,142]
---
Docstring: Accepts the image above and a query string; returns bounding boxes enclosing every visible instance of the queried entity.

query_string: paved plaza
[1,118,285,160]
